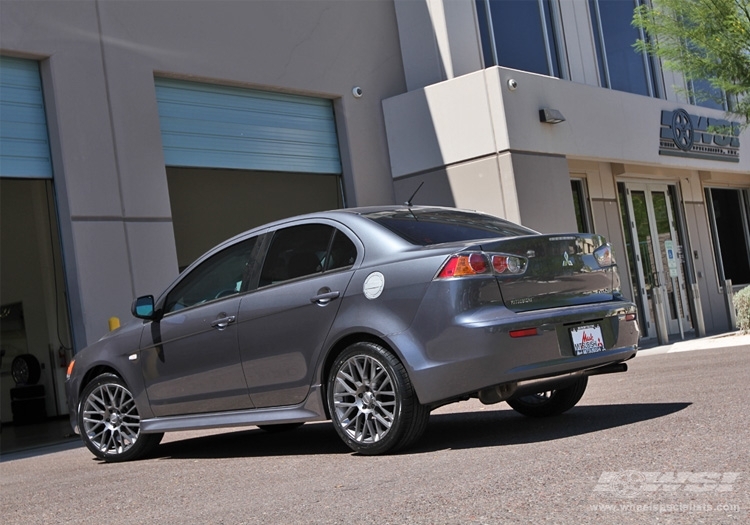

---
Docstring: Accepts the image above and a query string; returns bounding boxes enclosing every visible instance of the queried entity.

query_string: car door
[140,236,261,417]
[237,222,359,408]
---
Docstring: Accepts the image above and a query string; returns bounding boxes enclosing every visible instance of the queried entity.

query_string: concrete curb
[636,331,750,357]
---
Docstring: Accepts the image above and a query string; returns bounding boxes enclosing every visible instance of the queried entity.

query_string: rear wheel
[78,373,162,462]
[506,376,588,417]
[327,342,429,455]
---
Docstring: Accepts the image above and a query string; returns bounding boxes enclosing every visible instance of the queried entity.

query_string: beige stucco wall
[1,0,407,345]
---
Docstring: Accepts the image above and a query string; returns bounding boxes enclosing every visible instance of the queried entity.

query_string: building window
[706,188,750,286]
[476,0,565,78]
[688,78,737,112]
[571,179,592,233]
[589,0,661,97]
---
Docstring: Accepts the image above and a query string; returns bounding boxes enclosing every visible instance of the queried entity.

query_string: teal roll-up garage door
[155,78,341,174]
[0,56,52,178]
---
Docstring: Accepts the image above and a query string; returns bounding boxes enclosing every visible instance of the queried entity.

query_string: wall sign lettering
[659,109,740,163]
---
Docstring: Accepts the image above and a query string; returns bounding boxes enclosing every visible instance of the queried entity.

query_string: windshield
[363,208,537,246]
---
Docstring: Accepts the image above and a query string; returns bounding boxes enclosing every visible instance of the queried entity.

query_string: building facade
[1,0,748,427]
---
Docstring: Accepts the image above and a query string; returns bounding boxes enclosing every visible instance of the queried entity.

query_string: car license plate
[571,324,605,355]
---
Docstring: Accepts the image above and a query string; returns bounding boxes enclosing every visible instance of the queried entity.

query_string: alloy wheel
[332,354,397,444]
[82,382,141,455]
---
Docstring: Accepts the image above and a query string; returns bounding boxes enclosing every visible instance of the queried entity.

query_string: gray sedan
[66,206,639,461]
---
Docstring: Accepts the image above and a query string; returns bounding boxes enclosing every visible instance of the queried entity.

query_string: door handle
[310,291,340,305]
[210,315,236,329]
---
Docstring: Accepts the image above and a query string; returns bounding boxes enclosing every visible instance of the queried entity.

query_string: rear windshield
[363,208,536,246]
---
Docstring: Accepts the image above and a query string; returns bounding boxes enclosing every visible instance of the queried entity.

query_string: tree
[633,0,750,126]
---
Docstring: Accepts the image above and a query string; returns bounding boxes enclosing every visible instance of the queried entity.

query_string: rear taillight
[436,253,491,278]
[491,255,525,275]
[436,252,527,279]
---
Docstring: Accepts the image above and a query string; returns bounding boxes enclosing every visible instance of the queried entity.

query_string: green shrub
[734,285,750,332]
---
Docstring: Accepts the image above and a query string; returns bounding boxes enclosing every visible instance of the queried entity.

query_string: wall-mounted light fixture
[539,108,566,124]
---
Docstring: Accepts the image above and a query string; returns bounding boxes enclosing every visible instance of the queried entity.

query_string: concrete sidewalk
[636,330,750,357]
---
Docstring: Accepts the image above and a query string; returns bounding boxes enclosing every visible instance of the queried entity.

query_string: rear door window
[259,224,357,287]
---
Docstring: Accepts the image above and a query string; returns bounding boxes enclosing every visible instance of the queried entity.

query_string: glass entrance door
[622,183,691,339]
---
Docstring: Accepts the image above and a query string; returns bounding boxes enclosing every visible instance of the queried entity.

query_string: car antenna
[404,181,424,207]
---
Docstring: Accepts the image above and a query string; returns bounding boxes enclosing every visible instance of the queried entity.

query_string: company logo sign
[659,109,740,162]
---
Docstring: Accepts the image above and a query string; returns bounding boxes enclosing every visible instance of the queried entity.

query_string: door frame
[621,181,691,339]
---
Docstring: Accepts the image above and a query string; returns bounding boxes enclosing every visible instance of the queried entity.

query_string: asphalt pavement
[1,331,748,524]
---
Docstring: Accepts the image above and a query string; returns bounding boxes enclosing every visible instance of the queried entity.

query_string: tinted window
[325,230,357,271]
[690,78,727,111]
[476,0,561,77]
[590,0,658,97]
[259,224,333,286]
[708,188,750,285]
[364,209,536,246]
[165,237,258,313]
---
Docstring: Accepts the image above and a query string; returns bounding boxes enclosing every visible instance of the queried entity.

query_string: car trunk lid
[479,234,620,312]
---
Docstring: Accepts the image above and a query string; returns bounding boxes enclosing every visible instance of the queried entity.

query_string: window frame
[705,187,750,287]
[257,221,360,289]
[570,178,593,234]
[477,0,569,79]
[162,235,263,315]
[589,0,663,98]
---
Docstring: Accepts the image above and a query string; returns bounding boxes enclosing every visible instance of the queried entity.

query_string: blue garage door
[0,56,53,178]
[155,78,341,174]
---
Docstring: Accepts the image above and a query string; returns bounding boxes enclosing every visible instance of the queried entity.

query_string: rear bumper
[398,300,639,405]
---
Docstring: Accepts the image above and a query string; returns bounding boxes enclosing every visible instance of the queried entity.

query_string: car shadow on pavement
[150,402,690,460]
[413,402,691,453]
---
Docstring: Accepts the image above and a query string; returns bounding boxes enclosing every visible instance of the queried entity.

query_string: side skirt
[140,385,327,434]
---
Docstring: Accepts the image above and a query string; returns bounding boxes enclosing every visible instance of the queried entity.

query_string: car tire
[78,373,163,462]
[506,376,588,417]
[11,354,42,385]
[257,422,305,433]
[327,342,429,455]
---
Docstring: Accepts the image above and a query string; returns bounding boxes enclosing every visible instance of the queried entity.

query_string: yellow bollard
[108,316,121,331]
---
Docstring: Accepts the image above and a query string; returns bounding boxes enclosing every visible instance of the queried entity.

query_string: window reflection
[589,0,660,97]
[476,0,563,78]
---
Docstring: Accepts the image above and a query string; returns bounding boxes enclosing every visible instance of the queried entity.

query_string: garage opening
[1,179,73,429]
[167,167,342,270]
[1,57,73,444]
[155,78,344,268]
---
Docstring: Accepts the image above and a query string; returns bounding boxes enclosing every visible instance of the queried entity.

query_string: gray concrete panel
[125,221,180,299]
[512,153,577,234]
[70,220,134,345]
[684,201,728,333]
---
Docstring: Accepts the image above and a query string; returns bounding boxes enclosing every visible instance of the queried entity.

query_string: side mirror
[132,295,156,320]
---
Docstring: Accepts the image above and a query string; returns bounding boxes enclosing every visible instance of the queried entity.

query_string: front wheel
[506,376,588,417]
[78,373,163,462]
[327,342,429,455]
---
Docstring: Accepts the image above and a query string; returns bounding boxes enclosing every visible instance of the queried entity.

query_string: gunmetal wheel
[327,342,429,455]
[506,376,588,417]
[78,374,162,462]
